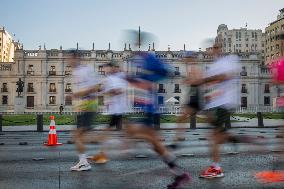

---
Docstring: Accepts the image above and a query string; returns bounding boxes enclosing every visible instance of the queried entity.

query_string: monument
[14,78,25,113]
[16,78,24,97]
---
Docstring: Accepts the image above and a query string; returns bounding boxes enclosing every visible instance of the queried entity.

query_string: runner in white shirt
[194,44,256,179]
[68,50,102,171]
[87,62,129,164]
[104,62,129,128]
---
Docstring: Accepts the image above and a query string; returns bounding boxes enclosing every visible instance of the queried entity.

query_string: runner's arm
[72,85,101,98]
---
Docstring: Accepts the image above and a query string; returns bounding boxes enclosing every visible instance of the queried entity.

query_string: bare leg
[176,107,196,141]
[73,128,86,154]
[211,130,228,163]
[125,124,185,177]
[126,125,168,155]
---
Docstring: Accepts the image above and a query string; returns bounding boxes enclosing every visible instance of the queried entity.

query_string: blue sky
[1,0,283,51]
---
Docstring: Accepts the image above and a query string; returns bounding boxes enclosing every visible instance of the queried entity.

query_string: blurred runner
[125,50,191,189]
[88,61,129,163]
[171,51,203,147]
[105,61,129,130]
[121,28,191,188]
[192,44,242,178]
[69,50,101,171]
[256,57,284,183]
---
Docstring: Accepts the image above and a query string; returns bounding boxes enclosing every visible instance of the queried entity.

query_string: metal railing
[0,110,276,132]
[27,88,34,93]
[174,89,181,93]
[65,71,72,75]
[1,105,284,115]
[241,89,248,93]
[158,89,166,93]
[27,71,34,75]
[48,71,56,76]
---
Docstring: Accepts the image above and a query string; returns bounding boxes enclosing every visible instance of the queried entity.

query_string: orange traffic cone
[44,116,63,146]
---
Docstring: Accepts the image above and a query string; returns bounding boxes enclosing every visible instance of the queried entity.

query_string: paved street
[0,128,284,189]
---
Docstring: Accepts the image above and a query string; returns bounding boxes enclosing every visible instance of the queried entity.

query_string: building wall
[0,48,279,113]
[265,9,284,64]
[216,24,265,55]
[0,27,21,62]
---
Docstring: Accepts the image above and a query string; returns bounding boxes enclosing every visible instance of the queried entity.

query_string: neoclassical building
[215,24,265,55]
[265,8,284,64]
[0,45,280,113]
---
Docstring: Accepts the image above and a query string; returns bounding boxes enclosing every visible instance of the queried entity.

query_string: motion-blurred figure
[88,61,129,163]
[172,51,203,145]
[104,61,129,130]
[256,57,284,183]
[123,29,191,189]
[194,44,242,178]
[69,50,101,171]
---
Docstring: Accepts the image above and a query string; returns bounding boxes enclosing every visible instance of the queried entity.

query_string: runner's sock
[79,154,87,162]
[212,162,220,169]
[162,154,184,176]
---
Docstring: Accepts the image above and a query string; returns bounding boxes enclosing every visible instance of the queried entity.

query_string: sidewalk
[2,118,284,131]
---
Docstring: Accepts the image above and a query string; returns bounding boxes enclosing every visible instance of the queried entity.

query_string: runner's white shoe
[70,161,91,171]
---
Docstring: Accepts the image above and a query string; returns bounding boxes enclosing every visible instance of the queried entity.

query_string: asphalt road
[0,128,284,189]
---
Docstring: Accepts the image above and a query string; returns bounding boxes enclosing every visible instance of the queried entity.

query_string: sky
[1,0,284,51]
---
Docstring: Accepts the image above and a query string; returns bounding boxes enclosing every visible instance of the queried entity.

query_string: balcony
[65,88,72,93]
[65,71,72,75]
[261,68,270,74]
[49,89,56,93]
[27,88,34,93]
[240,71,247,76]
[158,89,166,93]
[264,90,270,93]
[27,71,34,75]
[174,89,181,93]
[241,89,248,93]
[174,71,181,76]
[98,71,105,75]
[1,88,8,92]
[241,104,247,108]
[65,101,72,106]
[49,71,56,76]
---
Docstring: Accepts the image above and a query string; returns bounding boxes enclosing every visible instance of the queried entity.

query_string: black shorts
[109,114,123,128]
[128,113,159,128]
[186,95,200,111]
[143,113,155,127]
[77,112,95,131]
[208,107,230,132]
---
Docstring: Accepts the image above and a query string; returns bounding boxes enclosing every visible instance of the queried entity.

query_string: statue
[16,78,24,97]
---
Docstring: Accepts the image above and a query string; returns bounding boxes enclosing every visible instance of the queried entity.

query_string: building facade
[265,8,284,64]
[0,27,21,62]
[0,46,279,113]
[215,24,265,56]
